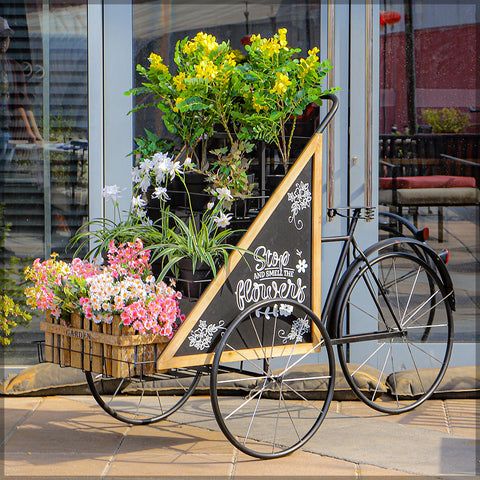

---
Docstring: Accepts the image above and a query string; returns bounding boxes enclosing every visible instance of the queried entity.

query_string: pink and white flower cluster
[24,254,100,320]
[24,239,185,338]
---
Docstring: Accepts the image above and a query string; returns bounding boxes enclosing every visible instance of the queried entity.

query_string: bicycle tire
[335,250,453,414]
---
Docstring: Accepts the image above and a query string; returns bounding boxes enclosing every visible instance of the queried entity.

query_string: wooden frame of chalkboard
[155,133,323,371]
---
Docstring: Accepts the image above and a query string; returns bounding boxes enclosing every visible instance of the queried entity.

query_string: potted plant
[238,28,338,173]
[127,32,247,170]
[24,239,185,376]
[144,160,253,298]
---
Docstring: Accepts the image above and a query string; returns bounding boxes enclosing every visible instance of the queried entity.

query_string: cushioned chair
[379,134,480,242]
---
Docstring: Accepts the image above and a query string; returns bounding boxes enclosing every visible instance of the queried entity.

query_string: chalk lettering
[235,278,307,310]
[254,246,291,273]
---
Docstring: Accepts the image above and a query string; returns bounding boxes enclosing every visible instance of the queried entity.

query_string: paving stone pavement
[2,395,478,478]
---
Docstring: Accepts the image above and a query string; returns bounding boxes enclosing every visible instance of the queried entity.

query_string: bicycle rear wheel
[210,299,335,459]
[335,251,453,414]
[85,368,201,425]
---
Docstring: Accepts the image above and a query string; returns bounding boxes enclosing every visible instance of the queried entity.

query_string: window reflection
[379,2,479,344]
[0,1,88,362]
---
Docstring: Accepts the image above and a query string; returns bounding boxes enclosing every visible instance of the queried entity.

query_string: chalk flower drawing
[255,303,293,320]
[296,259,308,274]
[188,319,225,351]
[287,181,312,230]
[278,315,310,344]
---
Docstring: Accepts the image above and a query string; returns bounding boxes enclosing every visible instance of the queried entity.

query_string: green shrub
[421,108,471,133]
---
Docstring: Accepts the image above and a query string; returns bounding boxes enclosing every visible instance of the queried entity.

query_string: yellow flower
[307,47,320,63]
[225,52,237,67]
[173,71,187,91]
[270,72,292,95]
[184,32,219,55]
[197,32,218,53]
[183,41,197,55]
[278,28,288,48]
[266,40,281,55]
[173,97,184,112]
[148,53,168,72]
[253,101,264,113]
[195,59,218,80]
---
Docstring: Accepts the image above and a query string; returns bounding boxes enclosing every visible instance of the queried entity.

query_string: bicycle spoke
[224,342,269,377]
[282,375,331,383]
[217,374,269,385]
[372,343,391,402]
[225,381,269,421]
[282,381,327,413]
[350,342,388,378]
[249,314,269,363]
[403,338,446,365]
[402,289,440,327]
[107,377,127,408]
[279,389,302,446]
[280,339,325,376]
[399,264,422,326]
[402,291,451,329]
[243,378,268,445]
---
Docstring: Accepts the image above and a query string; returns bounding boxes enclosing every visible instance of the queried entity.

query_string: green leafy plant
[206,141,255,204]
[127,32,245,169]
[129,129,176,161]
[0,295,31,345]
[145,165,252,281]
[238,28,338,172]
[421,108,471,133]
[69,184,169,260]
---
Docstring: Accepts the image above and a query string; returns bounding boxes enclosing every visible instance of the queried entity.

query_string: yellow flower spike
[278,28,288,48]
[173,71,187,91]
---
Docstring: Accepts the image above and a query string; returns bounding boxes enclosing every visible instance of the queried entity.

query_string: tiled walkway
[2,395,478,478]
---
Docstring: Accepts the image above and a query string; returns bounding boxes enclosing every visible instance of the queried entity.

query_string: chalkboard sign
[158,134,323,370]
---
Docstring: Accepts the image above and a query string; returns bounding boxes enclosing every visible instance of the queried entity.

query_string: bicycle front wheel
[210,299,335,459]
[336,251,453,414]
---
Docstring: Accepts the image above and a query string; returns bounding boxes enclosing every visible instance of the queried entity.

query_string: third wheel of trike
[210,299,335,459]
[335,249,454,414]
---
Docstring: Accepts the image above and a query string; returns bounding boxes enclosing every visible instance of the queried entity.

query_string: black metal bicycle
[61,95,454,459]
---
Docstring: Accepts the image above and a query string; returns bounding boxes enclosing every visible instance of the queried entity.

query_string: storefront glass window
[132,1,322,179]
[1,0,88,365]
[378,1,479,347]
